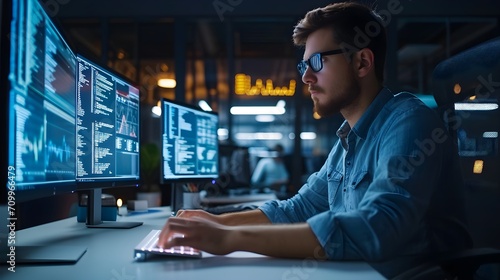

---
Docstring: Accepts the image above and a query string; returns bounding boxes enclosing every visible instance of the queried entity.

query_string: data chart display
[76,55,140,182]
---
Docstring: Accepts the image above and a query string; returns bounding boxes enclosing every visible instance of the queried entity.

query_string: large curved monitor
[5,0,77,203]
[160,98,219,183]
[1,0,86,264]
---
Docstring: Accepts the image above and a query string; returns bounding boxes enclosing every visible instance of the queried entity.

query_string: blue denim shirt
[259,88,472,261]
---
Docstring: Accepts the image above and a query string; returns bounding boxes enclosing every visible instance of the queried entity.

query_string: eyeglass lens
[298,53,322,75]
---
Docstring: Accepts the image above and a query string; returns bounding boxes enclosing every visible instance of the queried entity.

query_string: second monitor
[75,55,141,228]
[76,55,140,186]
[160,98,219,183]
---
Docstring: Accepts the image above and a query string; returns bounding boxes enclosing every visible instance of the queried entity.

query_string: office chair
[392,37,500,280]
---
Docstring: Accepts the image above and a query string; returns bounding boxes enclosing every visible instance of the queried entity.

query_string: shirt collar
[336,120,351,150]
[335,87,394,144]
[350,87,394,140]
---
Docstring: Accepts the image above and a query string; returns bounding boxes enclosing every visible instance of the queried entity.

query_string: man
[158,2,472,261]
[250,143,289,192]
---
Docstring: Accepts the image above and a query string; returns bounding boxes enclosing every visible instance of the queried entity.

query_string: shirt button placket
[344,157,352,209]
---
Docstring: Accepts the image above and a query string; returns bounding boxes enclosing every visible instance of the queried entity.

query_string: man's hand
[157,210,326,259]
[175,209,221,222]
[157,215,236,255]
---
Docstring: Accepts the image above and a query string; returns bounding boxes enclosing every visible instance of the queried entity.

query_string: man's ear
[355,48,375,78]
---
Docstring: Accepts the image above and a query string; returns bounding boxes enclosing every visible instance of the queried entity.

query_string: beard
[311,74,361,118]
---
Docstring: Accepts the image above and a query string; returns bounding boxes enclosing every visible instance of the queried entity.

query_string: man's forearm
[220,209,272,226]
[228,223,327,259]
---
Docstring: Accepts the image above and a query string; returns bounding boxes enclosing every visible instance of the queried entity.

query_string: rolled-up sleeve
[307,211,344,258]
[259,162,331,224]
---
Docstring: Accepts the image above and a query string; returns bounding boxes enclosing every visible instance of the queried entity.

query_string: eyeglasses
[297,49,346,76]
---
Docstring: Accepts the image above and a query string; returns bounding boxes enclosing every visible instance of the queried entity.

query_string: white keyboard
[134,230,202,261]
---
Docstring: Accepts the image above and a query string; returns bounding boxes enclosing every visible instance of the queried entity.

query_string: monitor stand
[1,245,87,264]
[0,206,87,265]
[86,188,143,229]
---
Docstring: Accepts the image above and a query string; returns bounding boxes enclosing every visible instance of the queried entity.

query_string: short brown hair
[293,2,387,83]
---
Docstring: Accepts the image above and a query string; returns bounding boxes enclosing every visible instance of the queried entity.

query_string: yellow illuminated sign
[473,160,484,174]
[235,73,296,96]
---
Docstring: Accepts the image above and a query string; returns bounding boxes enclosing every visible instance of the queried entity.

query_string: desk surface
[1,207,386,280]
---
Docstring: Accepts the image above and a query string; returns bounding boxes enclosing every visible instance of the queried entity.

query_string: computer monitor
[216,144,251,195]
[5,0,77,203]
[160,98,219,183]
[160,98,219,211]
[1,0,86,263]
[75,55,141,228]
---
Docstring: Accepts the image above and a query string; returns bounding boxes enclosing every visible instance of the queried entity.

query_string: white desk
[1,207,386,280]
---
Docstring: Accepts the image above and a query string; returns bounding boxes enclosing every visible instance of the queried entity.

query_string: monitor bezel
[75,54,141,191]
[160,97,219,184]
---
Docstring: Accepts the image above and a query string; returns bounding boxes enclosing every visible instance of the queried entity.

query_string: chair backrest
[431,37,500,249]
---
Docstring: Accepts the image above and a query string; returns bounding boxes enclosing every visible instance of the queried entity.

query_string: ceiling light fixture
[483,131,498,138]
[157,78,176,88]
[255,115,275,122]
[151,106,161,117]
[300,132,317,140]
[454,103,498,111]
[230,100,286,115]
[276,100,286,108]
[235,132,283,140]
[217,128,229,141]
[198,100,212,111]
[230,106,285,115]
